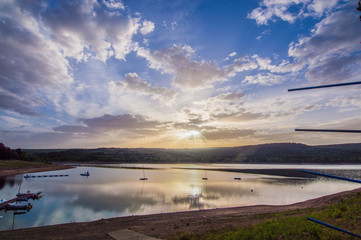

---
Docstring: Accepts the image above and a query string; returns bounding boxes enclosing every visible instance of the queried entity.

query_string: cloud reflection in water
[1,165,361,230]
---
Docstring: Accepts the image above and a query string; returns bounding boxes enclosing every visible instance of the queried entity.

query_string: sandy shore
[0,164,73,178]
[0,185,360,240]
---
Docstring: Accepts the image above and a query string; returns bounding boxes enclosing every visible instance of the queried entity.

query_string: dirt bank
[1,187,360,240]
[0,163,73,177]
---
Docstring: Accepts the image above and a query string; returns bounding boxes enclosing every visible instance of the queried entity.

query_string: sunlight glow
[179,130,203,140]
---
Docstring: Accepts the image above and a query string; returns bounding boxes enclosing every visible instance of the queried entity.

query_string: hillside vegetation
[26,143,361,164]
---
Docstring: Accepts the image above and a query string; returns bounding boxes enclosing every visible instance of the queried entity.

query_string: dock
[24,174,69,178]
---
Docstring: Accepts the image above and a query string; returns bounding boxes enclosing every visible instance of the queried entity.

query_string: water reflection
[0,164,360,231]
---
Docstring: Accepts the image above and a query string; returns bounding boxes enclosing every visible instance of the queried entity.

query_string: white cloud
[137,45,302,89]
[41,0,140,62]
[288,2,361,83]
[0,0,73,116]
[244,73,286,86]
[140,20,155,35]
[0,0,158,118]
[247,0,340,25]
[102,0,125,10]
[307,0,338,16]
[229,52,237,57]
[137,45,229,89]
[256,30,271,40]
[247,0,305,25]
[110,73,178,104]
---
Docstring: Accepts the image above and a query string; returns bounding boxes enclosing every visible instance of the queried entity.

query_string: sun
[179,130,203,140]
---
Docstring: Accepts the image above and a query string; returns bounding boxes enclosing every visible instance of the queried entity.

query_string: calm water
[1,164,361,231]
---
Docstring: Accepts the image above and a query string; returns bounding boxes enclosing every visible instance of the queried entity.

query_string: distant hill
[26,143,361,164]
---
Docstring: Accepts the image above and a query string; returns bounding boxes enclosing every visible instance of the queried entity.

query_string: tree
[0,143,17,160]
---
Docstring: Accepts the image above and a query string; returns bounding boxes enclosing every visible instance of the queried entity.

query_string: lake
[1,164,361,231]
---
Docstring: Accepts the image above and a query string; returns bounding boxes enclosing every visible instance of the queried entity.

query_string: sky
[1,0,361,149]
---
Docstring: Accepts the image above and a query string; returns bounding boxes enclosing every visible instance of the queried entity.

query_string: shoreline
[1,164,361,239]
[0,186,360,239]
[0,163,73,178]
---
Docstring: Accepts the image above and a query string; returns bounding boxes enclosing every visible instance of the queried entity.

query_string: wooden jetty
[24,174,69,178]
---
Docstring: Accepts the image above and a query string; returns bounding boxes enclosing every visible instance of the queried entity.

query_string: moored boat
[5,202,32,211]
[80,171,90,176]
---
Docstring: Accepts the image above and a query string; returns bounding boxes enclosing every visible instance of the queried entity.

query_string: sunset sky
[1,0,361,149]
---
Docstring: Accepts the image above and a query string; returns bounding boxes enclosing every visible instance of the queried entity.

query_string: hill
[26,143,361,164]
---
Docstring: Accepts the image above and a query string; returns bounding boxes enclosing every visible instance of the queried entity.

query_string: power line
[288,81,361,92]
[295,129,361,133]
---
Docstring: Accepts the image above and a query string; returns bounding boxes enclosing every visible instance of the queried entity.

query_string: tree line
[0,143,37,161]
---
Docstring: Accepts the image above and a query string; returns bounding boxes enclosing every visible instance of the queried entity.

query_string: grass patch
[0,160,48,170]
[196,193,361,240]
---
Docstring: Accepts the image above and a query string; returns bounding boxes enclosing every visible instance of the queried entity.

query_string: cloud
[137,45,263,89]
[102,0,125,10]
[288,2,361,83]
[110,73,178,104]
[326,95,361,111]
[201,128,256,140]
[140,20,155,35]
[0,0,157,117]
[40,0,140,62]
[0,0,72,116]
[244,73,286,86]
[229,52,237,57]
[213,91,245,101]
[52,125,89,133]
[247,0,340,25]
[138,45,306,89]
[307,0,339,17]
[0,93,42,117]
[256,30,271,40]
[54,114,163,133]
[137,45,229,89]
[179,91,267,124]
[247,0,304,25]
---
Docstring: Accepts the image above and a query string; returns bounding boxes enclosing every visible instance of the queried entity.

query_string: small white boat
[0,216,3,219]
[80,171,90,176]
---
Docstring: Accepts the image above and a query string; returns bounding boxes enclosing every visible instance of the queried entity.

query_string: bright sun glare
[179,130,203,140]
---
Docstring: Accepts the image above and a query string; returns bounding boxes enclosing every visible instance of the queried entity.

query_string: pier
[24,174,69,178]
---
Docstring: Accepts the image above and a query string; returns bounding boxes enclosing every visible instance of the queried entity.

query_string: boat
[0,216,3,219]
[202,170,208,180]
[0,199,7,210]
[16,190,31,197]
[16,191,43,200]
[35,191,44,199]
[80,171,90,176]
[234,173,241,180]
[5,202,32,211]
[139,168,148,181]
[13,211,27,215]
